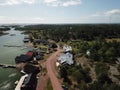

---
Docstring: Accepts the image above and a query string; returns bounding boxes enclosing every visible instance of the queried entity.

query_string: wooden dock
[0,63,16,68]
[15,74,28,90]
[3,45,24,47]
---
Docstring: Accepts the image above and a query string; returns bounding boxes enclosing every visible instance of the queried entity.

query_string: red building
[26,51,34,57]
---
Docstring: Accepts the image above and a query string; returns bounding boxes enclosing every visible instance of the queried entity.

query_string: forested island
[16,24,120,40]
[0,27,10,36]
[15,24,120,90]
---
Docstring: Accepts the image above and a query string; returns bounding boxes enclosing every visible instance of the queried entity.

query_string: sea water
[0,28,27,90]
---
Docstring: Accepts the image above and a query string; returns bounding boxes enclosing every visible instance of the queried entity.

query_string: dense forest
[0,27,10,31]
[0,31,4,36]
[16,24,120,41]
[68,40,120,63]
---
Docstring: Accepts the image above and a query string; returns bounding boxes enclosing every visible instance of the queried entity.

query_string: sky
[0,0,120,24]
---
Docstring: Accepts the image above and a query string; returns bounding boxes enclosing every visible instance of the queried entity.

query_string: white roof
[117,58,120,62]
[56,62,60,67]
[58,53,73,65]
[63,45,72,52]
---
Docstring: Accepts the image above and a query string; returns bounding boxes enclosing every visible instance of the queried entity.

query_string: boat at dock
[20,47,28,50]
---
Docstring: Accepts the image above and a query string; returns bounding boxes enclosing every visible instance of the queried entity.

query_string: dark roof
[34,39,49,45]
[21,73,37,90]
[34,39,41,42]
[29,61,39,65]
[15,54,33,64]
[23,39,29,42]
[49,43,57,48]
[23,64,40,74]
[24,36,30,39]
[23,74,32,85]
[32,50,45,56]
[36,55,44,60]
[38,52,44,56]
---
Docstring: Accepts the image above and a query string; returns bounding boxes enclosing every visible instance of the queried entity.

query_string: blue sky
[0,0,120,24]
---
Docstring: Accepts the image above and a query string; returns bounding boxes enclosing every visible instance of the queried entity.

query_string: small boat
[2,65,8,68]
[20,47,28,50]
[14,80,19,85]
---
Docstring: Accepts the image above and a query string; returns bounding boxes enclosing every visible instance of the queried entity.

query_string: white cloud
[0,0,37,6]
[89,9,120,23]
[91,13,102,17]
[105,9,120,16]
[0,16,6,19]
[62,0,81,7]
[91,9,120,17]
[43,0,82,7]
[0,16,45,23]
[44,0,57,3]
[0,16,10,20]
[0,0,82,6]
[33,17,45,20]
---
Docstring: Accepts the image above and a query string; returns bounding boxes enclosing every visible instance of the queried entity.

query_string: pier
[3,45,24,47]
[0,63,16,68]
[15,74,28,90]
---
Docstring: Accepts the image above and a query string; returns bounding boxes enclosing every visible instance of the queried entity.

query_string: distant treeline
[0,27,10,31]
[0,31,4,35]
[16,24,120,41]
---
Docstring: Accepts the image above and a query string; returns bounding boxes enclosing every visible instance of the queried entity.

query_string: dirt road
[36,74,49,90]
[46,48,63,90]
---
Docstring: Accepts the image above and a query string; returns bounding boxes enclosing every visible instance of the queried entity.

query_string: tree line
[16,24,120,41]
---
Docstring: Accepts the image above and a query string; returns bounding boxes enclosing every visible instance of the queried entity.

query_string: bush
[95,62,110,76]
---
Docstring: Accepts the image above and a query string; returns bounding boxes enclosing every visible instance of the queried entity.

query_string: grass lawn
[46,78,53,90]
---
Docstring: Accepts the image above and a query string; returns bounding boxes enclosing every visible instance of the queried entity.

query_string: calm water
[0,28,27,90]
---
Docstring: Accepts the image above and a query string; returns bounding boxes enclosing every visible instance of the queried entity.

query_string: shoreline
[0,32,9,36]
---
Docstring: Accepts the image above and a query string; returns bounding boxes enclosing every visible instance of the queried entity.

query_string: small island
[0,26,10,36]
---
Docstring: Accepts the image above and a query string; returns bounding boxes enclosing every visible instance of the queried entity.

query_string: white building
[63,45,72,52]
[58,52,73,65]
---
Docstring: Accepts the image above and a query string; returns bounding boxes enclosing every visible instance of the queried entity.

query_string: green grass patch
[46,78,53,90]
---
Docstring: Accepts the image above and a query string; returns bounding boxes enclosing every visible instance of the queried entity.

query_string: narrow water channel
[0,28,27,90]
